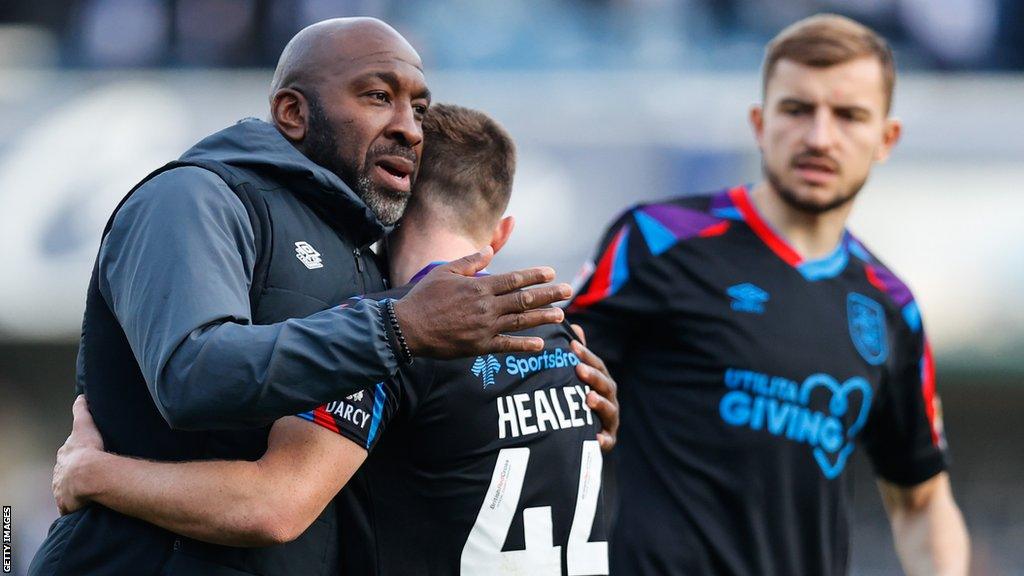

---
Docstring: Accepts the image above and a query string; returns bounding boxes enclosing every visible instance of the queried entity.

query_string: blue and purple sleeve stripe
[634,203,729,255]
[864,263,921,332]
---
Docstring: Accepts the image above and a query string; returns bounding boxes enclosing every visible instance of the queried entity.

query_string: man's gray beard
[356,174,409,226]
[302,90,411,226]
[764,161,866,215]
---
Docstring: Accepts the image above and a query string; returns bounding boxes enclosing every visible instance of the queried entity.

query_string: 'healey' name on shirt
[497,384,594,439]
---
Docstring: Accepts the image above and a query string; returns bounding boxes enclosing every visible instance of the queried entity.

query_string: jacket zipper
[353,247,366,292]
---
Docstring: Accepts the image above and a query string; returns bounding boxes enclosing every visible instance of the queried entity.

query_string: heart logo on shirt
[799,374,873,479]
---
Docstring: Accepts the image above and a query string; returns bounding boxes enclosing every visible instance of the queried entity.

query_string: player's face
[752,57,900,214]
[304,42,430,225]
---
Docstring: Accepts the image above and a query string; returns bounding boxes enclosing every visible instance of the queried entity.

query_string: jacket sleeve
[98,166,399,430]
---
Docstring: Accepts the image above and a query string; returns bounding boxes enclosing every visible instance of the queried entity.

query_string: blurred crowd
[1,0,1023,71]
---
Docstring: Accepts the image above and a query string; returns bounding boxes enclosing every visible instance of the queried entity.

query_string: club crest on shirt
[847,293,888,365]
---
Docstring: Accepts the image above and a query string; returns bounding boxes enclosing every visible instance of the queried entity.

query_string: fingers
[576,342,619,454]
[586,390,617,424]
[570,323,587,346]
[444,246,495,276]
[488,335,545,354]
[53,448,71,515]
[56,492,70,516]
[72,395,94,430]
[587,392,618,452]
[572,340,610,380]
[483,267,557,296]
[576,362,615,405]
[70,394,105,451]
[494,283,572,315]
[493,308,565,334]
[52,463,61,510]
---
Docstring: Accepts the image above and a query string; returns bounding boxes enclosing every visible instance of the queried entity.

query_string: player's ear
[271,88,308,143]
[489,216,515,255]
[875,117,902,163]
[749,104,765,149]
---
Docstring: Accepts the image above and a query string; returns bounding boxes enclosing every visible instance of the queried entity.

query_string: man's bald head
[270,17,421,97]
[268,17,430,226]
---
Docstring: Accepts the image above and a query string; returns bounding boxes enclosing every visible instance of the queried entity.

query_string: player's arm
[860,311,969,576]
[106,169,569,431]
[878,473,969,576]
[53,396,363,547]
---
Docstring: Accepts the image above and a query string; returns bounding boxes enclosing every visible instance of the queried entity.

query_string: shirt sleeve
[98,166,399,431]
[860,311,948,486]
[296,381,396,452]
[296,362,426,452]
[565,209,660,371]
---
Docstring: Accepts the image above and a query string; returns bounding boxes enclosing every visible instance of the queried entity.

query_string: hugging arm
[55,397,363,547]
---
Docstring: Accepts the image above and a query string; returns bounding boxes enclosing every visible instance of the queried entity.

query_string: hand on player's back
[394,247,572,359]
[569,324,619,452]
[53,395,104,515]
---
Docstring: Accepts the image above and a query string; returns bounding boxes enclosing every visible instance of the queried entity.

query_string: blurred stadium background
[1,1,1022,574]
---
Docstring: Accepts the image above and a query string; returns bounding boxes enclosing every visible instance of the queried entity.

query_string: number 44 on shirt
[460,441,608,575]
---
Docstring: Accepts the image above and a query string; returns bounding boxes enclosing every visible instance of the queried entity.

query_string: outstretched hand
[394,247,573,359]
[53,395,104,515]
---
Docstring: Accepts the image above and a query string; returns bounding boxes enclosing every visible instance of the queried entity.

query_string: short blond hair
[763,14,896,112]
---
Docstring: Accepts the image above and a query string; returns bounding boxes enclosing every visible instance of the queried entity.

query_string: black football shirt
[566,186,947,576]
[299,263,609,576]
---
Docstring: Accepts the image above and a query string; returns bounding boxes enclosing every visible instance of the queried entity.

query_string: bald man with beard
[28,18,603,576]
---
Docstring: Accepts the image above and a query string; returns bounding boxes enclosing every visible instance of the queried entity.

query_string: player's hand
[53,395,104,515]
[571,327,619,452]
[394,246,572,359]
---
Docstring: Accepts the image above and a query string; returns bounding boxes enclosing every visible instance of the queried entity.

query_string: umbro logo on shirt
[727,283,769,314]
[294,241,324,269]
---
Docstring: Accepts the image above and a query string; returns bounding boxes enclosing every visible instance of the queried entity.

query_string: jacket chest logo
[294,241,324,270]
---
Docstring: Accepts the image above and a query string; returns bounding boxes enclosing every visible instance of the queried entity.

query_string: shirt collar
[408,260,490,285]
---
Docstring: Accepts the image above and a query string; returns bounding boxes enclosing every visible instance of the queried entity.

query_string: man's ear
[875,117,902,163]
[489,216,515,255]
[271,88,308,143]
[750,104,765,151]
